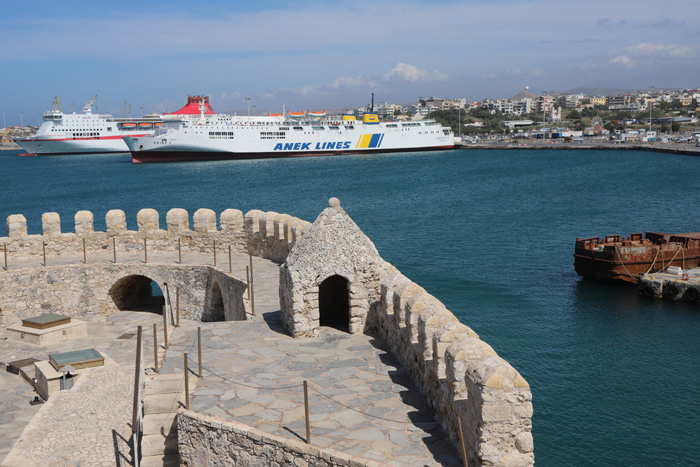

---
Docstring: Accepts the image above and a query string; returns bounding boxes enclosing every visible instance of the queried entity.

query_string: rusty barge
[574,232,700,284]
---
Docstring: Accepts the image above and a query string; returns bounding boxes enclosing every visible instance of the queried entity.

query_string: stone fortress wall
[1,206,533,467]
[0,208,311,324]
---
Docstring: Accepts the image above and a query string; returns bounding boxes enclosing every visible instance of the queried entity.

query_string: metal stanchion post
[184,353,190,410]
[197,327,202,378]
[153,323,159,373]
[164,282,173,326]
[251,277,255,316]
[162,305,168,349]
[249,254,255,315]
[458,420,469,467]
[303,381,311,444]
[176,287,180,327]
[246,266,250,300]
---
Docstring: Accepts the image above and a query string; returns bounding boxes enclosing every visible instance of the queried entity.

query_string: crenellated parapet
[279,198,534,467]
[0,208,311,264]
[373,271,534,467]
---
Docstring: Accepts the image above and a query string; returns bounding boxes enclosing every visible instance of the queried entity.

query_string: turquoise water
[2,149,699,465]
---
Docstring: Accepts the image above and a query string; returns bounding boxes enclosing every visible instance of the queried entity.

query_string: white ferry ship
[124,96,454,163]
[15,95,214,156]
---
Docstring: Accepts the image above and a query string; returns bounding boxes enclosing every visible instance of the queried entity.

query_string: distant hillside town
[360,87,699,142]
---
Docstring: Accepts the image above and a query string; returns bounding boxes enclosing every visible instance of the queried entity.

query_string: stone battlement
[1,202,533,466]
[2,208,312,264]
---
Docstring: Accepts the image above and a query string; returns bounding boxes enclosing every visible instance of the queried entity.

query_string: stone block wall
[372,268,534,467]
[178,410,386,467]
[0,263,246,325]
[0,208,311,265]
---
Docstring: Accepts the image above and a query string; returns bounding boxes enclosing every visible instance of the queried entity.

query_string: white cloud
[624,42,697,59]
[383,63,448,83]
[609,55,636,68]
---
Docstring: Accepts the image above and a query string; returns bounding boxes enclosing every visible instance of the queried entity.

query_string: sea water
[2,149,699,466]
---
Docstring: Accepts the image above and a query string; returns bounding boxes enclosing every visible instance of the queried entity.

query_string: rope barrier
[178,329,416,425]
[614,246,638,280]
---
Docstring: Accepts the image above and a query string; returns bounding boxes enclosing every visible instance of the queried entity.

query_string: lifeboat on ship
[267,113,283,117]
[307,109,326,119]
[287,111,305,120]
[121,123,137,128]
[138,122,153,127]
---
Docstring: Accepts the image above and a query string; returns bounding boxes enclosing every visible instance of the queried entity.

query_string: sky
[1,0,699,126]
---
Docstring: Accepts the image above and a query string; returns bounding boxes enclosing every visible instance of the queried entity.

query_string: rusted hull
[574,232,700,283]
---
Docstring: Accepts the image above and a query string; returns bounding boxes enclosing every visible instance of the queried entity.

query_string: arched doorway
[203,281,225,322]
[109,275,165,313]
[319,275,349,332]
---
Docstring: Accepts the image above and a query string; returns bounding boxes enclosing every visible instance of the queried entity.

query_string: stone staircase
[140,372,197,467]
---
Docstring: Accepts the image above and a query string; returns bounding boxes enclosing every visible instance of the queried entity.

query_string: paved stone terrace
[0,251,460,466]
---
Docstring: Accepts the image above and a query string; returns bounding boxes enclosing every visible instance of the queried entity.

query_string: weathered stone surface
[194,208,217,232]
[166,208,189,233]
[1,205,534,467]
[7,214,27,238]
[41,212,61,236]
[178,410,383,467]
[75,210,94,235]
[137,209,160,233]
[106,209,127,235]
[280,198,390,337]
[220,209,244,234]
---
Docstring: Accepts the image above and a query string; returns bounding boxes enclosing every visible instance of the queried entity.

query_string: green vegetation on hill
[428,102,696,136]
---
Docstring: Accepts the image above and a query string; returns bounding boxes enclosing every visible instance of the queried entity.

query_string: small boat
[138,122,153,127]
[287,111,305,119]
[574,231,700,283]
[307,109,326,119]
[267,113,283,117]
[121,123,137,128]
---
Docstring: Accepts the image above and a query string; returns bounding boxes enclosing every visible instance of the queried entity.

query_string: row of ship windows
[260,131,286,140]
[208,131,234,139]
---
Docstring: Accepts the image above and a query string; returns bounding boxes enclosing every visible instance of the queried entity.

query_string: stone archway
[319,275,350,332]
[203,280,225,322]
[109,275,165,313]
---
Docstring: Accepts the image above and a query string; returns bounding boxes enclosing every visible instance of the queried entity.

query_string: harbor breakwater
[1,203,533,466]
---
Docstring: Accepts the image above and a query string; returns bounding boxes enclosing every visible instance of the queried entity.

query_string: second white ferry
[15,95,214,156]
[124,95,454,163]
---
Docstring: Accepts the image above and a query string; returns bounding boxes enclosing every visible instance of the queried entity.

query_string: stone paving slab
[1,251,460,466]
[1,364,134,467]
[161,316,460,466]
[0,311,163,466]
[0,371,42,465]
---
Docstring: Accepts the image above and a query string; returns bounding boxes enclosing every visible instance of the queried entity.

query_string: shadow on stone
[261,311,288,336]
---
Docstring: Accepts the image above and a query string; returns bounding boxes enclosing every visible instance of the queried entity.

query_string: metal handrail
[131,326,144,467]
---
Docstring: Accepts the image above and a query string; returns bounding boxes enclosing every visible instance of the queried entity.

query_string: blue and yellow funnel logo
[356,133,384,149]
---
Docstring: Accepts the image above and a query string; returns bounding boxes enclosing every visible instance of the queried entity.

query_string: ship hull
[125,116,455,163]
[15,136,145,155]
[130,145,454,163]
[574,233,700,283]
